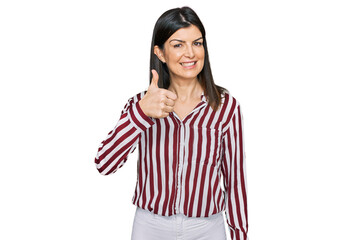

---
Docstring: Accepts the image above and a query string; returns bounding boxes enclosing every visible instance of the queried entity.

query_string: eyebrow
[169,37,203,43]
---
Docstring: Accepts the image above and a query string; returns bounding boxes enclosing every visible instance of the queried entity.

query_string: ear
[154,45,166,63]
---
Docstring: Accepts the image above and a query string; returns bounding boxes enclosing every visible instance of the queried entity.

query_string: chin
[182,69,202,78]
[180,73,199,80]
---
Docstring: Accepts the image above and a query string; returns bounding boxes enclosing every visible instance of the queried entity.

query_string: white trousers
[131,207,227,240]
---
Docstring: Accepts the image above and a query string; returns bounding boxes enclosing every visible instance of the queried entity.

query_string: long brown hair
[149,6,228,111]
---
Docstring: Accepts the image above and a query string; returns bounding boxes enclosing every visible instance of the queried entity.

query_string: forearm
[95,100,154,175]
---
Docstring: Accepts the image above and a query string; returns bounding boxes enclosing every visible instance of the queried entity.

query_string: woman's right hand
[139,69,178,119]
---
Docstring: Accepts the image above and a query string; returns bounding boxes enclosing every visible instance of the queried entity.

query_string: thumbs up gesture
[139,69,178,119]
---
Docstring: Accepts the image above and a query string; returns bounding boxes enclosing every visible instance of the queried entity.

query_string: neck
[168,76,203,102]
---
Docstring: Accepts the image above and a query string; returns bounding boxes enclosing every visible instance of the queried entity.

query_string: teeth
[181,62,196,66]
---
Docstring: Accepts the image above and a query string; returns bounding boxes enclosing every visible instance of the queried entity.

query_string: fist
[139,69,177,119]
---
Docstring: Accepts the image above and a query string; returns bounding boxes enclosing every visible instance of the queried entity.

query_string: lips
[180,61,197,67]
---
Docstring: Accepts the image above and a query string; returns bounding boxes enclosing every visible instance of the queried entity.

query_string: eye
[194,42,203,46]
[174,44,182,48]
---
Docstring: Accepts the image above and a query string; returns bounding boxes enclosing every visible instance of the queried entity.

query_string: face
[155,25,205,82]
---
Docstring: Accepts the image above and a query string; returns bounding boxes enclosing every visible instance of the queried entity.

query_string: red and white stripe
[95,91,248,240]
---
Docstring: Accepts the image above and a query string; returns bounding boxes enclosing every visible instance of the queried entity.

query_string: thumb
[151,69,159,88]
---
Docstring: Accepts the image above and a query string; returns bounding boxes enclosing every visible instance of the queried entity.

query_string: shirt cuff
[127,101,154,132]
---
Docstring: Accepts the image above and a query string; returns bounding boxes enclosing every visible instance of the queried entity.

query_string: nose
[184,44,195,58]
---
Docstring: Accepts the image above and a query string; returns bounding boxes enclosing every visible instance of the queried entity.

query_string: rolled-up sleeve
[221,102,248,240]
[95,93,154,175]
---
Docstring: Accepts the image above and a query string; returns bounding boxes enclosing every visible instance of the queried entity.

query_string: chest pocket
[188,126,223,167]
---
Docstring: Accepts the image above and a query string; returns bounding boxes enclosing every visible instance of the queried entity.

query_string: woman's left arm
[221,100,248,240]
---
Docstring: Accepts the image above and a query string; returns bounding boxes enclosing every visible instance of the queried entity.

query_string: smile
[180,61,197,68]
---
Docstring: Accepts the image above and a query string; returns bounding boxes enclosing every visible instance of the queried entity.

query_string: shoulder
[220,91,241,114]
[219,91,244,133]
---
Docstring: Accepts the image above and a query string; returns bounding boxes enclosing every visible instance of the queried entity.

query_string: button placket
[175,122,185,214]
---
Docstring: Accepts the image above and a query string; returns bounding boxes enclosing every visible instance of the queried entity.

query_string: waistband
[135,207,224,223]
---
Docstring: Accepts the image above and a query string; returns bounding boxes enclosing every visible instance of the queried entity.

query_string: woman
[95,6,248,240]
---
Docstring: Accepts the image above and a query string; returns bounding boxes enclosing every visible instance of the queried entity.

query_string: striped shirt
[95,90,248,240]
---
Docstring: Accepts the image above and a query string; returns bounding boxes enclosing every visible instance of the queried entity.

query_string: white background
[1,0,361,239]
